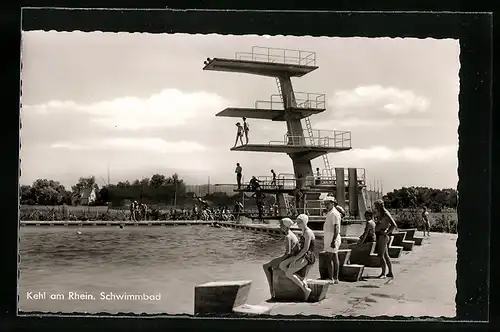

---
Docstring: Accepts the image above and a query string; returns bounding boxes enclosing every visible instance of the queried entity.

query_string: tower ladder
[304,115,333,180]
[283,194,293,216]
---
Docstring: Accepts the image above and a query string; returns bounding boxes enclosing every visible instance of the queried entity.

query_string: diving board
[203,58,318,78]
[216,107,325,121]
[230,144,351,156]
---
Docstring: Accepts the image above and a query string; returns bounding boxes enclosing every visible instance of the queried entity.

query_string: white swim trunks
[324,232,341,253]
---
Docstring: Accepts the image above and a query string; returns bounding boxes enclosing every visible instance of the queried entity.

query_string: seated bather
[263,218,300,298]
[353,210,377,247]
[279,214,316,301]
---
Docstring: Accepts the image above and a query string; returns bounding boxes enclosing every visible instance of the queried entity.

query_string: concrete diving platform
[231,131,352,156]
[231,144,351,157]
[203,46,318,78]
[216,107,324,121]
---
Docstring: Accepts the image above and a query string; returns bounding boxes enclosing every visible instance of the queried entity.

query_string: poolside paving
[260,232,457,318]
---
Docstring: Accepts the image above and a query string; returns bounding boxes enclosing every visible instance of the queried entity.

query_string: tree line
[20,173,189,207]
[20,174,457,212]
[382,186,458,212]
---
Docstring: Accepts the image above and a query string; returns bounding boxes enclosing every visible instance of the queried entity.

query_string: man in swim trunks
[243,117,250,144]
[421,206,431,237]
[130,201,138,222]
[374,199,397,278]
[323,196,342,284]
[270,169,277,187]
[315,167,321,185]
[235,163,242,189]
[357,210,377,245]
[262,217,300,298]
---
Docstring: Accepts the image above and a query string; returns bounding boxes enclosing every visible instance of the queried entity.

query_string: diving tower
[203,46,368,225]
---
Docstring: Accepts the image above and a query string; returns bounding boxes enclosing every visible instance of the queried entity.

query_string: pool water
[18,225,327,315]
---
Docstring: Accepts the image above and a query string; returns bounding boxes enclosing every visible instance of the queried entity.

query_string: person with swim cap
[323,196,342,284]
[280,214,316,301]
[262,218,300,298]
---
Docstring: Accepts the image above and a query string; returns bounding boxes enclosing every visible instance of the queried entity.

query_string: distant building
[72,188,97,206]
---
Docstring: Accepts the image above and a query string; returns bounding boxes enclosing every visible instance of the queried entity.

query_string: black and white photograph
[19,25,461,318]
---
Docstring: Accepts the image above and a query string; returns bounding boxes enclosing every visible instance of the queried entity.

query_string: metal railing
[234,46,316,66]
[305,175,337,187]
[308,168,366,186]
[240,173,297,191]
[254,92,326,110]
[268,132,351,148]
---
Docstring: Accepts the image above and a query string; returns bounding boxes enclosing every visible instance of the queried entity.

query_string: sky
[20,32,460,193]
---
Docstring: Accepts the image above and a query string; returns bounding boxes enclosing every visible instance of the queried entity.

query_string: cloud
[50,138,208,154]
[348,145,457,162]
[328,85,430,116]
[22,89,228,130]
[315,117,433,130]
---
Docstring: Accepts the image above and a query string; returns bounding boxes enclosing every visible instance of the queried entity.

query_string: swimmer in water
[373,199,397,279]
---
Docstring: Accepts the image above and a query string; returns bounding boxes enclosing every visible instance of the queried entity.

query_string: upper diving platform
[231,130,352,160]
[216,92,326,121]
[203,46,318,78]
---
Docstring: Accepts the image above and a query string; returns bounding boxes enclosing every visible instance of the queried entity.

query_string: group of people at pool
[263,196,398,301]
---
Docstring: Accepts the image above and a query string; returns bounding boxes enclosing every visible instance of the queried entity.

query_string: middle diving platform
[216,92,326,121]
[231,130,352,159]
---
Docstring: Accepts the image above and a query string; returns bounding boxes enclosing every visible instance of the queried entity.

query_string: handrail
[239,174,297,190]
[255,92,326,110]
[319,168,366,185]
[234,46,316,66]
[266,133,351,148]
[305,175,337,187]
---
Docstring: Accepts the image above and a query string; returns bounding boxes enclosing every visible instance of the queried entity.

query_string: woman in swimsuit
[262,218,300,298]
[280,214,316,301]
[233,122,244,147]
[374,199,397,278]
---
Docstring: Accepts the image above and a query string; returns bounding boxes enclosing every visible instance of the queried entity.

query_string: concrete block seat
[392,231,415,251]
[387,235,403,259]
[347,242,384,268]
[403,228,424,245]
[342,237,402,259]
[194,280,253,315]
[319,249,364,282]
[272,266,330,302]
